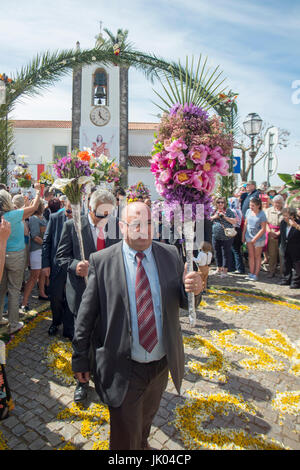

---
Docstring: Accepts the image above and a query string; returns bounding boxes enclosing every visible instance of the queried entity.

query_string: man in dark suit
[72,202,203,450]
[279,207,300,289]
[56,189,120,402]
[42,200,74,339]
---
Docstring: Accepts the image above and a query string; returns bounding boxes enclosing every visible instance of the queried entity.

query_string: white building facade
[9,120,159,197]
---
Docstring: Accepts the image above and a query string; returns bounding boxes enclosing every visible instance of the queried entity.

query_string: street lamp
[243,113,263,180]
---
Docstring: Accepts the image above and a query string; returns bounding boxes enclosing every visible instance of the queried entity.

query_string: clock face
[90,106,111,126]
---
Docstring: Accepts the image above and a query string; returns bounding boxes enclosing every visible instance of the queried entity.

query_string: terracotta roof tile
[129,156,151,168]
[128,122,158,130]
[12,120,159,130]
[12,120,72,128]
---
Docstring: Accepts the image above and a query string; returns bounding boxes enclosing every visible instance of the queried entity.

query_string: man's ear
[119,220,126,237]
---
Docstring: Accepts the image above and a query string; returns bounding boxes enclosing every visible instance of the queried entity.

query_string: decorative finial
[95,20,104,47]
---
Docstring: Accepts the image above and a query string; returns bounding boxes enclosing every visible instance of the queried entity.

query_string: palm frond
[2,35,233,119]
[150,55,227,113]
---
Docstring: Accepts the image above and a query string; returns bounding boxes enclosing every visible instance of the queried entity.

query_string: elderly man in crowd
[265,195,284,277]
[72,201,203,450]
[56,188,120,402]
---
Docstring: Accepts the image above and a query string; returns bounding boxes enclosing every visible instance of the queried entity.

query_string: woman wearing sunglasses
[211,197,237,277]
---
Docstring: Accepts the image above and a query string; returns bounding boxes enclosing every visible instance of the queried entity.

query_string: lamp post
[243,112,262,181]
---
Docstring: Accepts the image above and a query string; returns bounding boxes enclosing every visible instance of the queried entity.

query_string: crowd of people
[210,180,300,287]
[0,177,299,448]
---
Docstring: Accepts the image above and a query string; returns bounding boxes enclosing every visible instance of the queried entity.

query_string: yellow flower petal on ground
[173,390,289,450]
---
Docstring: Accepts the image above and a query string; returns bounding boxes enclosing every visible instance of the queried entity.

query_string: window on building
[53,145,68,161]
[92,68,108,106]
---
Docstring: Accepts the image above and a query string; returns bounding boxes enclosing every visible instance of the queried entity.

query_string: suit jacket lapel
[152,242,167,314]
[81,215,96,255]
[115,242,131,321]
[287,225,295,241]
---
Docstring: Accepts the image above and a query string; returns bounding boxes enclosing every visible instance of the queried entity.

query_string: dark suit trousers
[282,251,300,287]
[109,356,168,450]
[50,269,74,337]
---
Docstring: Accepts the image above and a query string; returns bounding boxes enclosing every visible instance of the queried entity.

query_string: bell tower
[71,29,129,184]
[71,34,120,165]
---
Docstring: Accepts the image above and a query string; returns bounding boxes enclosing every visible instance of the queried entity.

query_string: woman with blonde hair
[211,196,237,277]
[0,184,41,334]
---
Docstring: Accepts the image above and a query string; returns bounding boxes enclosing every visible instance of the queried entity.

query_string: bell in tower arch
[94,85,106,104]
[93,69,108,105]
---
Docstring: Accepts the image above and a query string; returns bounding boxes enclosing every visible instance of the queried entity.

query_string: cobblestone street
[0,271,300,451]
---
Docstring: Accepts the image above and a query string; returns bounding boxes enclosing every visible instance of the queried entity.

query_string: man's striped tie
[135,252,158,353]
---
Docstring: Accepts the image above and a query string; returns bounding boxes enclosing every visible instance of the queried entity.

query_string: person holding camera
[211,197,237,277]
[279,207,300,289]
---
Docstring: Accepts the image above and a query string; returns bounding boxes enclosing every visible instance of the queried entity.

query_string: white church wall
[11,125,161,199]
[13,128,71,167]
[129,129,155,156]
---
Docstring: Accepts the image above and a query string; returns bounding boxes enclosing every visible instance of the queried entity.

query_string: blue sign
[232,156,241,174]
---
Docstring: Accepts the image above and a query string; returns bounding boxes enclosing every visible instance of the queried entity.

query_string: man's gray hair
[89,188,116,211]
[272,195,284,205]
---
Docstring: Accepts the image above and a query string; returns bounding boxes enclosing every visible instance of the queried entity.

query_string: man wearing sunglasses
[56,189,121,402]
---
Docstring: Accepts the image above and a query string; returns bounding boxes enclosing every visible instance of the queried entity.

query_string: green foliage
[152,55,227,113]
[0,113,15,184]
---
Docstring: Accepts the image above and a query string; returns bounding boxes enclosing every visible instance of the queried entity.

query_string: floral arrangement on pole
[150,103,233,219]
[126,181,151,203]
[13,155,33,188]
[52,150,94,282]
[150,56,235,326]
[77,149,122,186]
[38,171,54,186]
[278,171,300,204]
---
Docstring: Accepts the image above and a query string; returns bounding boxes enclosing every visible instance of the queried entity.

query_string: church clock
[90,106,111,126]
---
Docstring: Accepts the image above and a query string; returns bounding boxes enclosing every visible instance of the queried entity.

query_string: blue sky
[1,0,299,184]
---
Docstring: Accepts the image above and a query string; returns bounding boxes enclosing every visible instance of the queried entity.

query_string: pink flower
[177,151,186,166]
[162,155,177,169]
[173,170,194,185]
[159,168,173,184]
[192,171,215,192]
[294,172,300,181]
[207,147,222,163]
[188,145,209,165]
[155,180,165,194]
[165,138,188,153]
[212,156,229,176]
[191,171,204,190]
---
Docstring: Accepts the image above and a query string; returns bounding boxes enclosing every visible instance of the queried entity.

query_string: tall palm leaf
[152,55,227,113]
[1,30,233,119]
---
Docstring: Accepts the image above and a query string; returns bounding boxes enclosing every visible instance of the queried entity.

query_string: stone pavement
[0,271,300,451]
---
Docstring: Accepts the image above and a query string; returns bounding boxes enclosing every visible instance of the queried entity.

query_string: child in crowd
[193,241,213,292]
